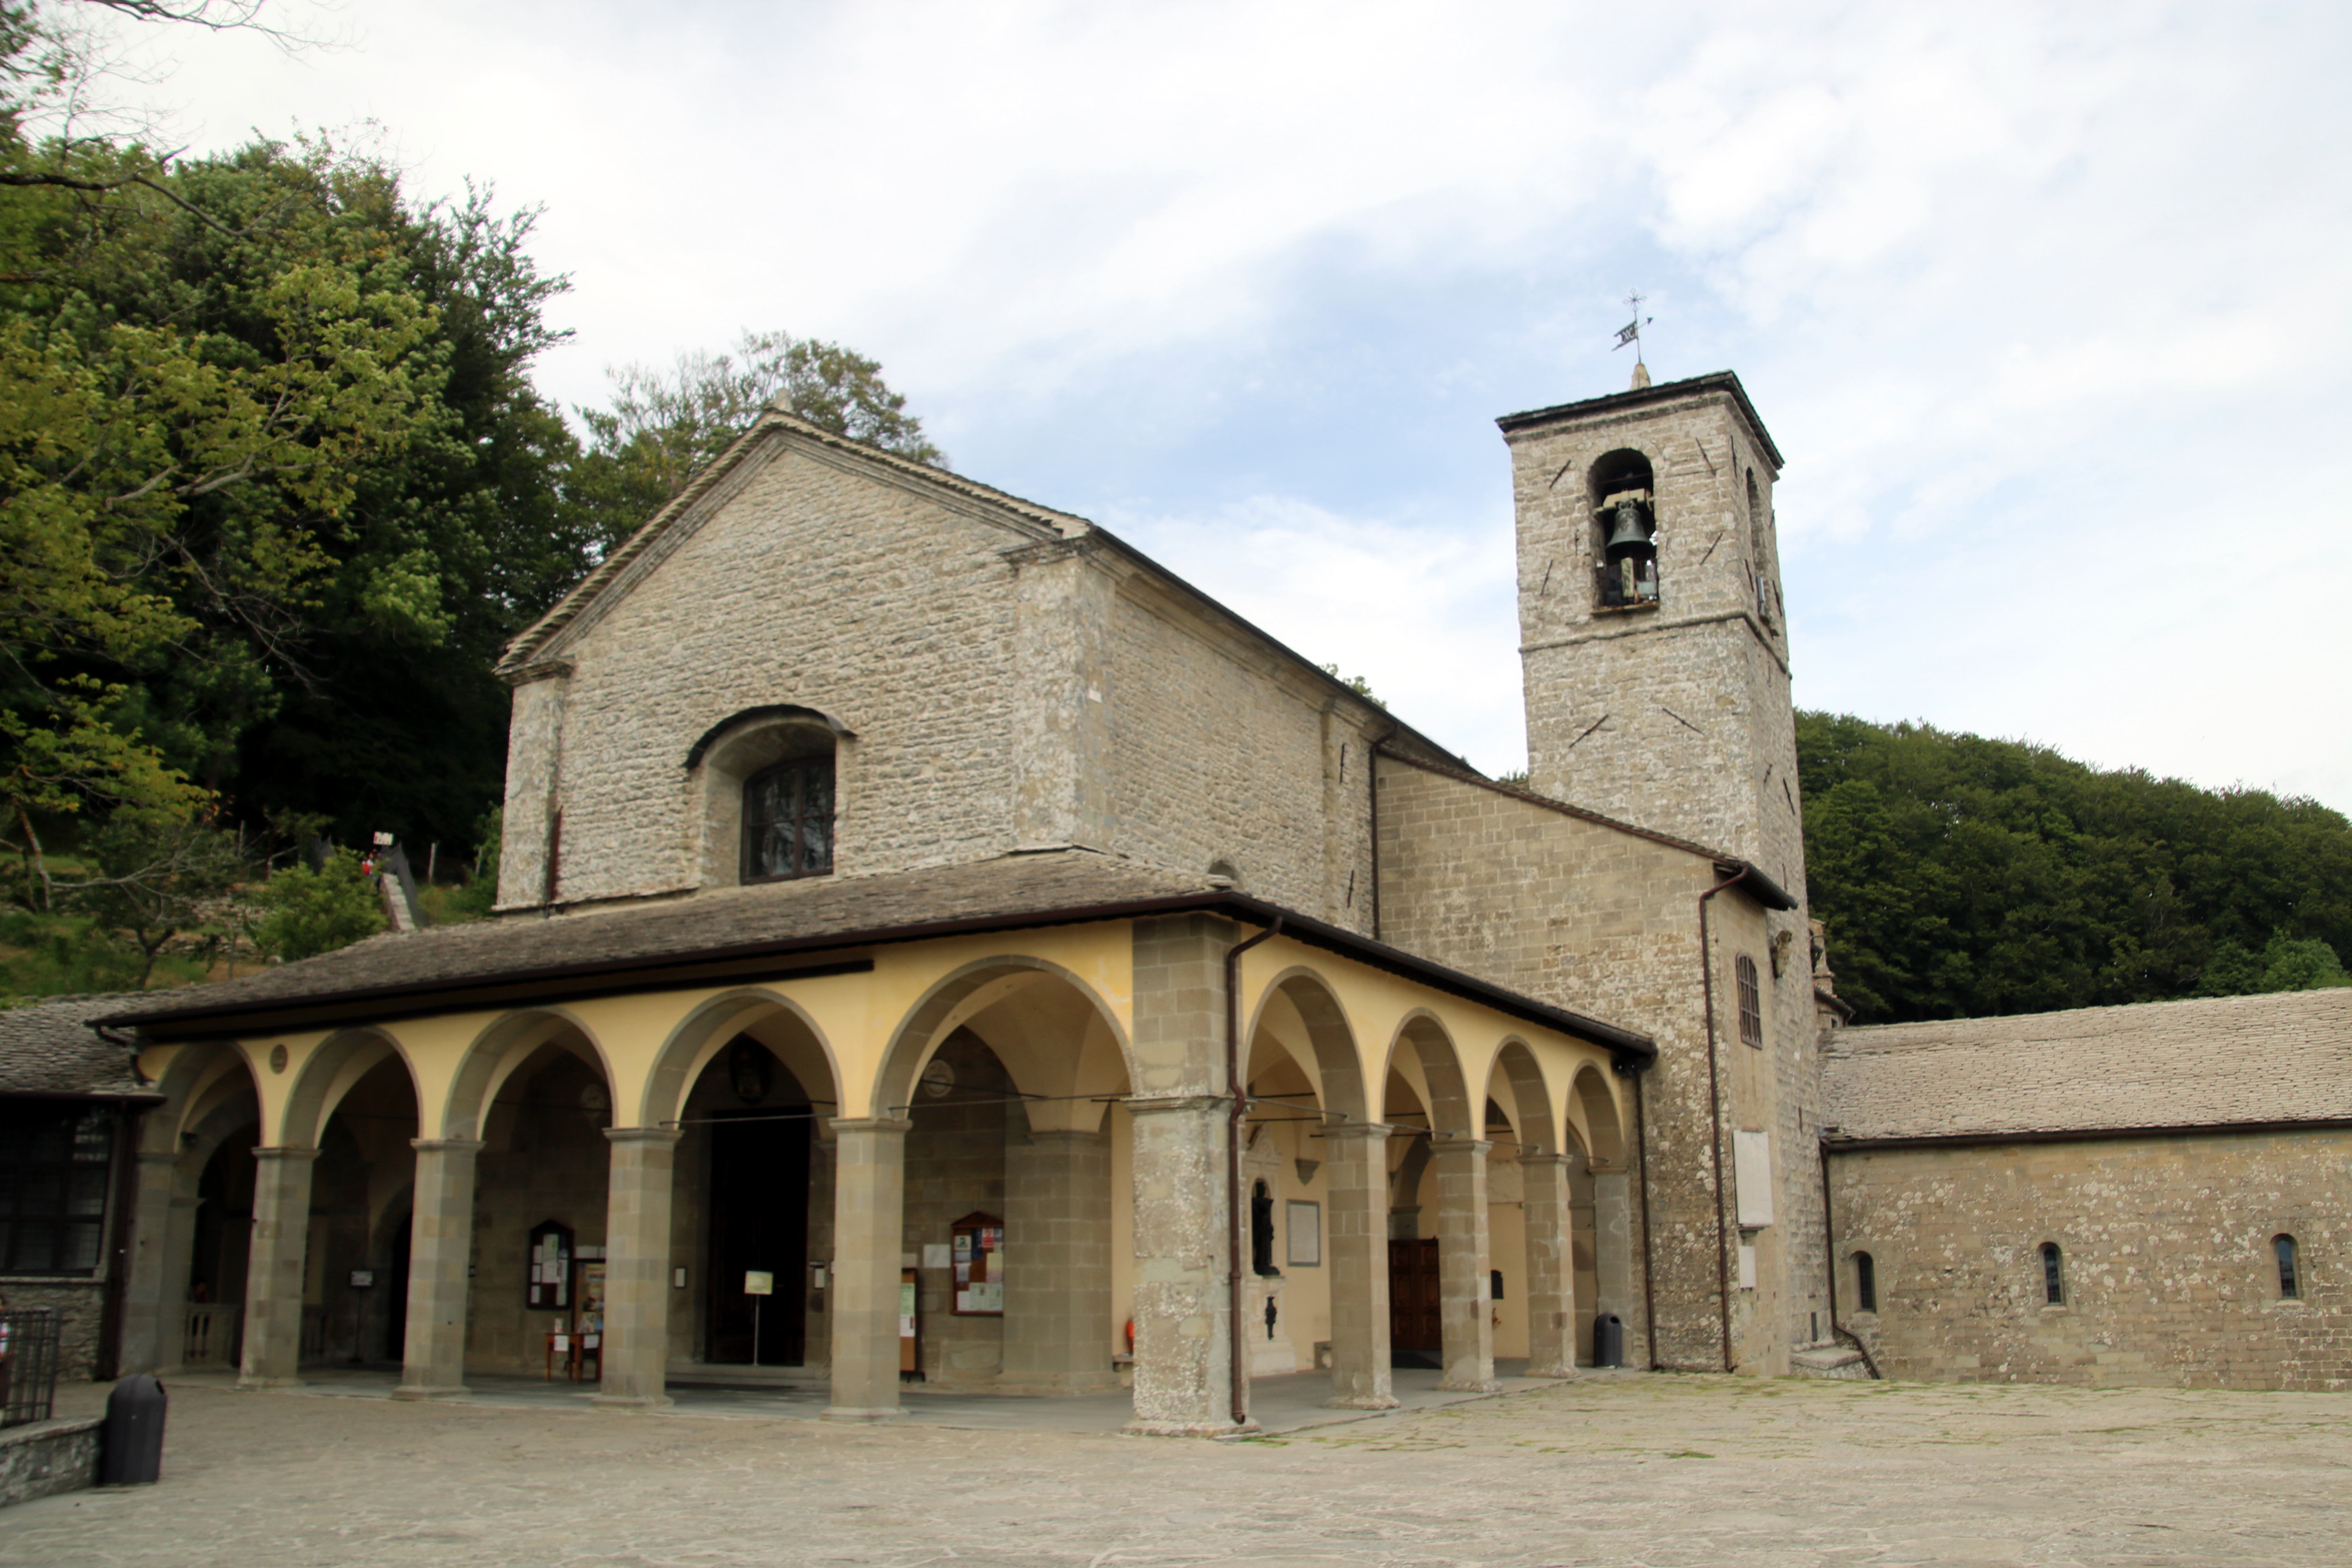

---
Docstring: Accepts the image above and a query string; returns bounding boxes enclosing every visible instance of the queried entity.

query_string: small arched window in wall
[2040,1241,2065,1305]
[744,756,835,882]
[1854,1250,1877,1313]
[1589,448,1659,609]
[2275,1234,2300,1299]
[1735,954,1764,1049]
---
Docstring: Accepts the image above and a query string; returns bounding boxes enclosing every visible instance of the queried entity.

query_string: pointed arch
[1569,1063,1624,1166]
[1242,965,1370,1125]
[438,1008,615,1142]
[639,988,842,1129]
[1489,1038,1559,1155]
[280,1027,421,1149]
[872,955,1133,1120]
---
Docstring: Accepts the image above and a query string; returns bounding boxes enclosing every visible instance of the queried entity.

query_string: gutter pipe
[1816,1139,1880,1379]
[1225,914,1283,1428]
[1697,867,1744,1374]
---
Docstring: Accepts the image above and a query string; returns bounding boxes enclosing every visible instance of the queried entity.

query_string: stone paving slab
[7,1373,2349,1566]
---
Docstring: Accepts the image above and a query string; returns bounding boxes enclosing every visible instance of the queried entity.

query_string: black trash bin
[1593,1312,1625,1368]
[99,1374,166,1486]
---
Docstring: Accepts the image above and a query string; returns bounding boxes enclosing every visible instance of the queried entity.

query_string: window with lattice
[1735,953,1764,1049]
[0,1103,114,1276]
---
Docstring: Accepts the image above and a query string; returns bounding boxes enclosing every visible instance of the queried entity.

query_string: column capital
[1123,1094,1226,1117]
[410,1138,485,1156]
[1319,1121,1393,1142]
[1517,1152,1574,1169]
[1586,1159,1628,1176]
[1429,1136,1493,1157]
[252,1145,319,1163]
[603,1125,683,1147]
[827,1116,913,1137]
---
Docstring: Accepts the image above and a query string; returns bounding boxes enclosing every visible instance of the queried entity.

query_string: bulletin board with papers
[949,1211,1005,1316]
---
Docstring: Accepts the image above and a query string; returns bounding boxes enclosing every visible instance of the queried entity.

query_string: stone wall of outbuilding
[1828,1128,2352,1390]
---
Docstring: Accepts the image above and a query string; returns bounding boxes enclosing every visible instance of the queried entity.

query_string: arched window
[743,755,834,881]
[1735,954,1764,1049]
[1588,448,1659,609]
[1854,1250,1877,1313]
[2275,1234,2300,1299]
[1250,1180,1279,1277]
[687,706,847,887]
[2040,1241,2065,1305]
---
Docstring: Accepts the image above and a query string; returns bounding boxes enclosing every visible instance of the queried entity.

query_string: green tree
[563,329,943,561]
[252,848,383,960]
[1798,712,2352,1021]
[64,811,246,984]
[2196,930,2351,996]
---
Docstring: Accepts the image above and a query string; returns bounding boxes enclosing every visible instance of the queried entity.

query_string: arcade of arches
[118,916,1638,1434]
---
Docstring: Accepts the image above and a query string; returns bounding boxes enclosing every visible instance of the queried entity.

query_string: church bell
[1602,497,1653,554]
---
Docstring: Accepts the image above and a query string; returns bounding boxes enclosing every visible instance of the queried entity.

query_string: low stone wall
[0,1281,108,1381]
[0,1417,101,1508]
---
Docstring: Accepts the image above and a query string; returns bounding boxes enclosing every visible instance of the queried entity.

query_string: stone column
[393,1138,482,1400]
[1592,1163,1638,1365]
[1125,1096,1242,1435]
[238,1147,318,1388]
[1322,1122,1396,1409]
[1002,1128,1116,1394]
[1520,1153,1576,1379]
[115,1151,184,1375]
[1432,1136,1495,1393]
[824,1116,911,1421]
[593,1127,680,1409]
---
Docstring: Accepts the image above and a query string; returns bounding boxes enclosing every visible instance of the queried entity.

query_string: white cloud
[91,0,2352,808]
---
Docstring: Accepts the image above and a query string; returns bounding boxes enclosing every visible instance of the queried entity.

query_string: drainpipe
[1225,914,1283,1428]
[1697,867,1744,1374]
[1816,1139,1882,1379]
[1632,1062,1661,1370]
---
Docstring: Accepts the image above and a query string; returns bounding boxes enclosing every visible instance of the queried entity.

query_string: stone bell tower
[1500,370,1802,898]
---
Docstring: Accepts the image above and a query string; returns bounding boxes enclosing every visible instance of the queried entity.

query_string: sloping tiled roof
[91,849,1657,1061]
[99,850,1218,1031]
[0,994,153,1096]
[1822,988,2352,1142]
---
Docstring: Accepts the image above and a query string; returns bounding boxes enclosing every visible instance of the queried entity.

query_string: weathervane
[1614,290,1653,388]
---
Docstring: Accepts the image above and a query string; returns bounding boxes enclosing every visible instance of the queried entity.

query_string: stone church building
[4,368,2340,1421]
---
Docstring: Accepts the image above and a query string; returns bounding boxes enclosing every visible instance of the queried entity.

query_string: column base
[389,1383,471,1401]
[1524,1359,1577,1380]
[590,1393,673,1411]
[1321,1393,1400,1410]
[821,1405,907,1423]
[1123,1416,1261,1438]
[1437,1376,1499,1393]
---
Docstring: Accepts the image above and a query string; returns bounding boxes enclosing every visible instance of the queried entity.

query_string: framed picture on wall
[1286,1200,1321,1267]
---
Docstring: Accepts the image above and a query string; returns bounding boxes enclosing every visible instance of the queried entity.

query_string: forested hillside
[0,2,941,993]
[1797,713,2352,1022]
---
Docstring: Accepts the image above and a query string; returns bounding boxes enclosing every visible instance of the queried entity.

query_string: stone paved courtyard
[4,1373,2347,1566]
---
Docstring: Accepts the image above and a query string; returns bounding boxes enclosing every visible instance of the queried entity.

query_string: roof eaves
[101,887,1655,1066]
[1495,370,1785,471]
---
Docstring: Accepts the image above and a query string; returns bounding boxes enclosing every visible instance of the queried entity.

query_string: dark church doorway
[705,1110,811,1365]
[1388,1236,1441,1363]
[383,1209,411,1363]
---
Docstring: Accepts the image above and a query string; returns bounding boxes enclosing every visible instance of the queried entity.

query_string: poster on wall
[949,1212,1005,1316]
[574,1259,608,1336]
[1286,1200,1322,1267]
[527,1220,575,1310]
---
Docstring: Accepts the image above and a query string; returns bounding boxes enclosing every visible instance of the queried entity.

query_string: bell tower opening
[1589,448,1658,610]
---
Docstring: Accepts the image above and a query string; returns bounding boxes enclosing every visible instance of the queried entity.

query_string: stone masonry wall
[1107,587,1378,929]
[1375,757,1821,1373]
[1830,1130,2352,1389]
[509,444,1038,907]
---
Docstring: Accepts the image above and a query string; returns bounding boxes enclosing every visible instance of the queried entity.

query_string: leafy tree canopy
[1798,712,2352,1022]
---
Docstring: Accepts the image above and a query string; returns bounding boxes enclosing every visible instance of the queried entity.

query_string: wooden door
[1388,1237,1441,1351]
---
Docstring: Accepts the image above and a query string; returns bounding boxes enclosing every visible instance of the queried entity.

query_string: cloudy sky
[98,0,2352,809]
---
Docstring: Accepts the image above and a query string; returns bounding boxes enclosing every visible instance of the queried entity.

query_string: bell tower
[1500,370,1801,896]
